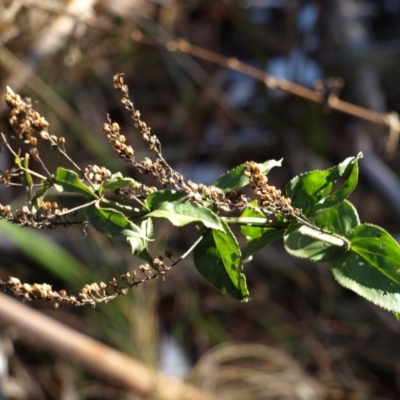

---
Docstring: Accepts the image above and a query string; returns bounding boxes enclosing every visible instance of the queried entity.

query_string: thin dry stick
[0,292,219,400]
[129,32,399,135]
[12,3,399,135]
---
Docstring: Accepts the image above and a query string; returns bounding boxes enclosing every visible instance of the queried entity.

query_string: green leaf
[240,202,268,240]
[127,219,158,270]
[286,153,362,217]
[54,168,97,199]
[20,155,33,199]
[332,224,400,313]
[333,252,400,313]
[146,191,224,231]
[350,224,400,286]
[194,225,249,301]
[239,201,285,259]
[213,159,282,192]
[86,202,150,241]
[127,218,153,254]
[101,173,140,191]
[284,201,357,262]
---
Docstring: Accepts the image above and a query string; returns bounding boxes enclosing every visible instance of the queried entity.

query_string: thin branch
[20,2,399,136]
[55,198,98,218]
[222,216,285,228]
[1,133,47,180]
[129,33,399,136]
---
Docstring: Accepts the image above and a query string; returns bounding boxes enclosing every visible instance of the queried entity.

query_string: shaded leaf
[86,202,149,241]
[194,224,249,301]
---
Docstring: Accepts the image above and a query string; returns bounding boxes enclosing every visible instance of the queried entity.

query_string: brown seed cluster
[0,168,18,186]
[0,258,175,308]
[84,164,112,183]
[103,118,135,161]
[245,161,300,217]
[111,74,186,188]
[4,87,66,158]
[0,202,71,229]
[5,87,49,144]
[116,181,157,199]
[0,277,70,308]
[113,74,159,151]
[182,181,248,212]
[110,74,254,213]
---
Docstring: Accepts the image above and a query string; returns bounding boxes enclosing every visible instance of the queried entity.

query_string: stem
[101,198,142,213]
[55,198,98,218]
[170,234,205,267]
[297,225,350,249]
[222,216,286,228]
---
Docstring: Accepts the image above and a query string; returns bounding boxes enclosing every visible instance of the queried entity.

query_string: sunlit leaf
[332,224,400,313]
[54,168,97,198]
[213,159,282,192]
[146,190,224,231]
[284,201,358,262]
[101,173,140,191]
[286,153,362,217]
[350,224,400,285]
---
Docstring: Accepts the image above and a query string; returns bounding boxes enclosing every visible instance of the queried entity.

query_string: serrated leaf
[86,202,150,241]
[213,159,282,192]
[101,173,140,191]
[350,224,400,285]
[332,224,400,313]
[193,224,249,301]
[333,252,400,313]
[54,168,97,198]
[146,190,224,231]
[286,153,362,217]
[284,201,358,262]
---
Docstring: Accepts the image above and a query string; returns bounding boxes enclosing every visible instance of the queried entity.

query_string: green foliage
[213,159,282,191]
[146,191,224,231]
[286,153,361,217]
[3,79,400,315]
[193,222,249,301]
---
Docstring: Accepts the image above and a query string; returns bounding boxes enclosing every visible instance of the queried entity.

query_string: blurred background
[1,0,400,398]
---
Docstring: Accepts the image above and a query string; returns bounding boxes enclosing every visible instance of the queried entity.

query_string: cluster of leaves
[1,74,400,314]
